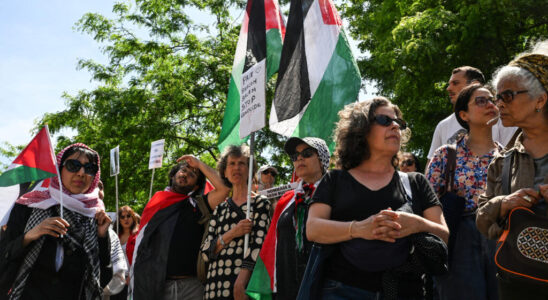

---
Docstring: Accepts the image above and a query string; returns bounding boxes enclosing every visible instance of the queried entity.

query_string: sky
[0,0,372,165]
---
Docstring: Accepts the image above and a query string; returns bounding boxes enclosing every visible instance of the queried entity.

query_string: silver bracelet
[218,234,226,247]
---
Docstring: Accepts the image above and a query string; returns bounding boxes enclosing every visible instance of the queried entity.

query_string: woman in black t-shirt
[307,97,449,299]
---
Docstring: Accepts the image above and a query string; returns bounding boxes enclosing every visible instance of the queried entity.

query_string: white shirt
[427,113,517,159]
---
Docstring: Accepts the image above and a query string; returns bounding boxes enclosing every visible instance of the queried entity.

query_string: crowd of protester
[0,40,547,300]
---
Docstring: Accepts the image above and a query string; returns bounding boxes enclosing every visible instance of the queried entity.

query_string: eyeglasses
[373,114,407,130]
[290,147,317,162]
[119,214,131,220]
[401,159,415,167]
[63,159,98,176]
[495,90,528,104]
[262,170,276,176]
[474,96,496,107]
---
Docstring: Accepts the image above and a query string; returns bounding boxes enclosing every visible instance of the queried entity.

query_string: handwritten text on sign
[239,59,266,138]
[148,139,165,169]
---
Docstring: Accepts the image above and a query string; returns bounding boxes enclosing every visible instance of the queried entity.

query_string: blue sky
[0,0,371,165]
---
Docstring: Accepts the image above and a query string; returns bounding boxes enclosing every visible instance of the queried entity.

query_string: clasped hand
[353,209,421,243]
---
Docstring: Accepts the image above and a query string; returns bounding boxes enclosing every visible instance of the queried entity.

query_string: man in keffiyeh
[127,155,229,300]
[0,143,113,300]
[247,137,330,300]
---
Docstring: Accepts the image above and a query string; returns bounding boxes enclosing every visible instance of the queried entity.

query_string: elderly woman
[476,41,548,299]
[0,143,112,299]
[427,84,501,300]
[256,165,278,191]
[247,137,330,300]
[201,145,271,300]
[307,98,449,299]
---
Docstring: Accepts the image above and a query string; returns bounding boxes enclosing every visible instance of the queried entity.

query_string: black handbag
[438,144,466,263]
[494,150,548,286]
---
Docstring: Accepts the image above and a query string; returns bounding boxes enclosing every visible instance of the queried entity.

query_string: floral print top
[426,135,502,211]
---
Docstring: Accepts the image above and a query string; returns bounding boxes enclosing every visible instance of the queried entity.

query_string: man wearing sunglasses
[127,155,230,300]
[427,66,517,165]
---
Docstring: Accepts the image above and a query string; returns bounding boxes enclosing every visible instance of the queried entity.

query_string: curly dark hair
[168,161,206,192]
[118,205,139,235]
[334,97,410,170]
[217,144,257,188]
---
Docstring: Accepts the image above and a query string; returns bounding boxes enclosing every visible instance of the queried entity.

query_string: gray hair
[492,40,548,99]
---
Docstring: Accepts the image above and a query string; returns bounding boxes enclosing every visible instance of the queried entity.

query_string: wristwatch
[218,234,226,247]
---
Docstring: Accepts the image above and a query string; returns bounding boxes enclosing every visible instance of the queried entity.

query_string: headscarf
[509,54,548,92]
[9,143,105,300]
[16,143,104,217]
[284,137,331,174]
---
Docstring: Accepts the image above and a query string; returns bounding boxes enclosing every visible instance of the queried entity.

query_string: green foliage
[39,0,291,213]
[342,0,548,157]
[0,142,25,173]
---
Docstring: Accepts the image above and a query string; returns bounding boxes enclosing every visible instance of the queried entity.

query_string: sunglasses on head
[262,170,276,176]
[495,90,528,104]
[473,96,496,107]
[373,114,407,130]
[290,147,317,162]
[401,159,415,167]
[63,159,98,176]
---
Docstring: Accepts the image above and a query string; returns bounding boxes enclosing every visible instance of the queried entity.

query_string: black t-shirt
[166,195,211,277]
[311,170,440,295]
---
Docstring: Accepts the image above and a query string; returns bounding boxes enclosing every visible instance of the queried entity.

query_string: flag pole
[45,125,63,220]
[115,173,119,234]
[244,133,255,256]
[149,168,155,200]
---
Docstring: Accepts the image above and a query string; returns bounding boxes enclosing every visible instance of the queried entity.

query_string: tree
[39,0,291,213]
[341,0,548,158]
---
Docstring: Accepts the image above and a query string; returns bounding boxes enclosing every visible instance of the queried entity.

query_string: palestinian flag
[217,0,286,151]
[269,0,361,151]
[247,190,294,299]
[0,126,57,225]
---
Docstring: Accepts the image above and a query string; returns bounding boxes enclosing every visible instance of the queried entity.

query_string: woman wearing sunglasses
[306,98,448,299]
[0,143,112,299]
[247,137,330,299]
[476,41,548,299]
[398,152,421,173]
[426,83,501,300]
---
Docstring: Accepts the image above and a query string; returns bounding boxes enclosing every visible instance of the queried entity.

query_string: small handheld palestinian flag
[217,0,286,151]
[0,126,57,225]
[269,0,361,151]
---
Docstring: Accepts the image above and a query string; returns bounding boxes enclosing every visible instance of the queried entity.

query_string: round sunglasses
[373,114,407,130]
[63,159,98,176]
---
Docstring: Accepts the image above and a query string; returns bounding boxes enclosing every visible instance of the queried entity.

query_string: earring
[536,108,542,112]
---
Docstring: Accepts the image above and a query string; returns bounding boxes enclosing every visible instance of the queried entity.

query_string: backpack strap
[442,145,457,194]
[501,150,514,195]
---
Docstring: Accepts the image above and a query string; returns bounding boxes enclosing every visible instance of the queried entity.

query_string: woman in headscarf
[427,83,501,300]
[476,40,548,299]
[201,145,271,300]
[0,143,112,300]
[247,137,330,300]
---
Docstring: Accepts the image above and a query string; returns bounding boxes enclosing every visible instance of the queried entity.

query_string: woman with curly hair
[307,97,449,299]
[117,206,139,248]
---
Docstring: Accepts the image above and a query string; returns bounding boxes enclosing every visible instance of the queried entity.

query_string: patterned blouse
[426,135,501,211]
[201,196,271,299]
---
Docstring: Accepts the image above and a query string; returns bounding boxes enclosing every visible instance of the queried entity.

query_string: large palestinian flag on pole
[269,0,361,151]
[0,126,57,225]
[217,0,286,151]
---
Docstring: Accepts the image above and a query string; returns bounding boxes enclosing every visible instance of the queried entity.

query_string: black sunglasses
[119,214,131,220]
[401,159,415,167]
[262,170,276,176]
[495,90,528,104]
[474,96,496,107]
[373,114,407,130]
[63,159,98,176]
[290,147,317,162]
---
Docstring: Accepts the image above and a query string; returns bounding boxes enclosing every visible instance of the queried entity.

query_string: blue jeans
[321,279,420,300]
[434,215,498,300]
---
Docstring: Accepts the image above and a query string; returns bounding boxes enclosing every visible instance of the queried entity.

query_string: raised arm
[177,154,230,209]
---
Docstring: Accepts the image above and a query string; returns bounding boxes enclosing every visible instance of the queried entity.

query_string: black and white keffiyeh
[9,206,102,300]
